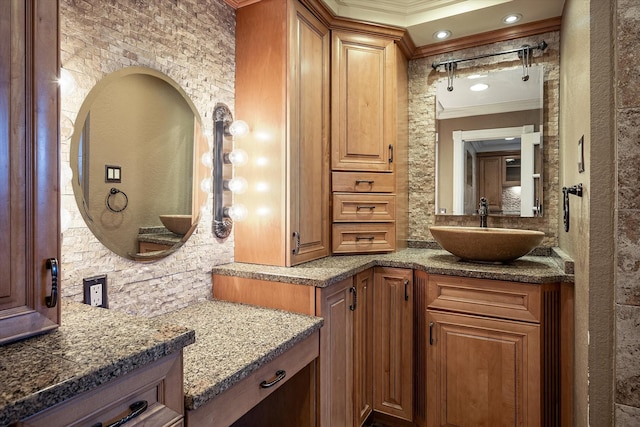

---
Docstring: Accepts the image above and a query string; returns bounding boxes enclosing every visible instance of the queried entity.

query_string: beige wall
[408,32,560,247]
[560,0,617,425]
[60,0,236,316]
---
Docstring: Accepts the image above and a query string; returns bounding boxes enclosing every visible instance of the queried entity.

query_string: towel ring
[106,187,129,212]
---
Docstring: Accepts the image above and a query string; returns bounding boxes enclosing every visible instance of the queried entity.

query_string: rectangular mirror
[435,65,543,217]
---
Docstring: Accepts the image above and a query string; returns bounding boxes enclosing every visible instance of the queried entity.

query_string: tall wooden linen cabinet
[0,0,61,344]
[234,0,331,266]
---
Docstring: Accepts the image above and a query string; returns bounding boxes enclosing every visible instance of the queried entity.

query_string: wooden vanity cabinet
[330,31,408,254]
[213,271,374,427]
[234,0,330,266]
[0,0,61,344]
[18,351,185,427]
[373,267,413,421]
[423,273,564,427]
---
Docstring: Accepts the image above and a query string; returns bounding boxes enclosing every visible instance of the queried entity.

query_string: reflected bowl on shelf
[429,226,545,263]
[159,214,193,235]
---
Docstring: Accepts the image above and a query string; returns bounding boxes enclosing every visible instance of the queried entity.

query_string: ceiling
[319,0,565,47]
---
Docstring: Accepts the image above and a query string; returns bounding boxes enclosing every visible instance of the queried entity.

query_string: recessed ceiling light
[470,83,489,92]
[503,14,522,24]
[433,30,451,40]
[505,137,515,141]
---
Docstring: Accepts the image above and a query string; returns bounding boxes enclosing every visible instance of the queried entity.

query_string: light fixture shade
[228,120,249,138]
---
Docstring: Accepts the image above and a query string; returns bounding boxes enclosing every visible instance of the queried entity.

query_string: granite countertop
[153,300,323,411]
[0,300,195,426]
[211,247,574,288]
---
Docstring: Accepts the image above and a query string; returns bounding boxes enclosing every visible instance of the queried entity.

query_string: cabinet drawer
[333,193,396,222]
[332,172,394,193]
[332,223,395,253]
[20,352,184,427]
[186,331,319,427]
[427,274,541,323]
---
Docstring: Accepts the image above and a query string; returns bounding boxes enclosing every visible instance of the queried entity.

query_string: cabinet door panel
[353,269,373,426]
[373,267,413,421]
[289,1,330,265]
[427,310,540,427]
[0,0,60,344]
[332,32,393,171]
[317,278,354,426]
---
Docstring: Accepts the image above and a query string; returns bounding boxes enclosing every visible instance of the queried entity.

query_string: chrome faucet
[478,197,489,228]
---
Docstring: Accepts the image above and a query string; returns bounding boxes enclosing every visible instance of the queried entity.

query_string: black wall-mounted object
[562,183,583,232]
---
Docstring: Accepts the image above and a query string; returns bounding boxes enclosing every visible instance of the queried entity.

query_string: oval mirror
[435,65,543,217]
[70,67,210,260]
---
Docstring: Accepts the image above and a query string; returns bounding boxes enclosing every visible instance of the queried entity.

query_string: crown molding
[413,17,561,59]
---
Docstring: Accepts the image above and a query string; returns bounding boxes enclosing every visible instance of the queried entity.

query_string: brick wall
[408,32,560,247]
[59,0,236,316]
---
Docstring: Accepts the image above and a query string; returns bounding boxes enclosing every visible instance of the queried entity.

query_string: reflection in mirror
[71,67,210,260]
[436,66,543,217]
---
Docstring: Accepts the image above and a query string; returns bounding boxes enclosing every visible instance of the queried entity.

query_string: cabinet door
[353,269,374,426]
[477,156,502,212]
[317,278,354,426]
[427,310,541,427]
[373,267,413,421]
[288,1,330,265]
[331,31,394,172]
[0,0,60,344]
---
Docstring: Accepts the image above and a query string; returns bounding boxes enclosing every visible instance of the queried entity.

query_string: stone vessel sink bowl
[429,226,545,263]
[159,214,193,235]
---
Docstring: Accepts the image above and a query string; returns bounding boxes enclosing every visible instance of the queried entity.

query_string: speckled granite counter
[211,247,574,287]
[0,300,195,426]
[153,300,323,411]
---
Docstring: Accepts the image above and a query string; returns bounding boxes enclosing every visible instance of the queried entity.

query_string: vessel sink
[429,226,544,263]
[159,214,192,235]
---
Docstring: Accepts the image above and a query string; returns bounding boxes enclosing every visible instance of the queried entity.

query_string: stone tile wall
[615,0,640,421]
[59,0,236,316]
[408,32,560,247]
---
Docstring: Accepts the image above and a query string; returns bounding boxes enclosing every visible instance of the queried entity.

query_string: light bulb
[227,204,248,221]
[58,68,77,96]
[200,177,213,193]
[225,177,248,193]
[228,120,249,138]
[225,149,248,166]
[200,152,213,169]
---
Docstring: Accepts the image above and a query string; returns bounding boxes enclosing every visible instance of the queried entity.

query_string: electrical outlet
[83,275,108,308]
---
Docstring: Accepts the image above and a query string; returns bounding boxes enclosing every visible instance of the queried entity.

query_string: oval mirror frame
[70,66,209,261]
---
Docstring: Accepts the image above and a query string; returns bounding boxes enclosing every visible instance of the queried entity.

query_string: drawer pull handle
[355,236,375,241]
[429,322,434,345]
[356,205,376,211]
[45,258,59,308]
[261,370,287,388]
[349,286,358,311]
[389,144,394,163]
[355,179,374,185]
[92,400,148,427]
